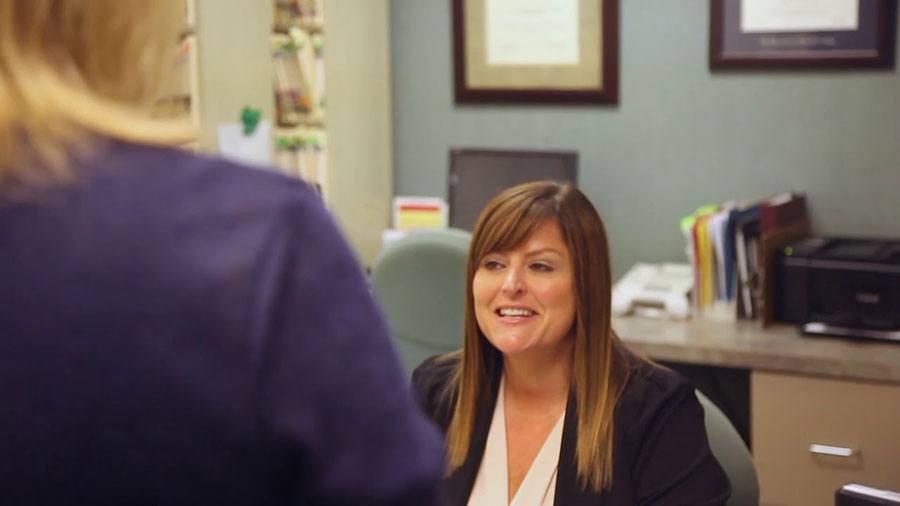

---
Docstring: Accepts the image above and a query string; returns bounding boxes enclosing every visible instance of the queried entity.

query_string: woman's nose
[501,267,525,296]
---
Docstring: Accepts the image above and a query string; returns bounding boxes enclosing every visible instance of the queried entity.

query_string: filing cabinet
[753,371,900,506]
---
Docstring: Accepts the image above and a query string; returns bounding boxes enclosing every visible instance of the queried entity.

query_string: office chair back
[371,228,471,374]
[696,390,759,506]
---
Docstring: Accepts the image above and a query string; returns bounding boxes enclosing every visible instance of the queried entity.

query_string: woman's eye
[530,262,553,272]
[483,260,504,270]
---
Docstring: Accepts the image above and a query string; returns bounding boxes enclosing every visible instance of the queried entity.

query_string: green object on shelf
[288,27,306,49]
[312,35,324,57]
[680,203,719,233]
[240,107,262,136]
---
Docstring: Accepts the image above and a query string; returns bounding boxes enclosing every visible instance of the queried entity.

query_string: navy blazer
[412,352,731,505]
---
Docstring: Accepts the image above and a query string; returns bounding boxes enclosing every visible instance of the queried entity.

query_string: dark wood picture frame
[710,0,896,69]
[452,0,618,104]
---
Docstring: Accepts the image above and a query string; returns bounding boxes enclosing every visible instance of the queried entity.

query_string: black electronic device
[447,149,577,231]
[776,236,900,343]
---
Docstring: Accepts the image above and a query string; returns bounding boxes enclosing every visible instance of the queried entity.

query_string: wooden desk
[613,316,900,384]
[614,316,900,506]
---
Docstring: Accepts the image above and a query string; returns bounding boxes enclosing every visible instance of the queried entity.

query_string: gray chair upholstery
[696,390,759,506]
[371,228,471,374]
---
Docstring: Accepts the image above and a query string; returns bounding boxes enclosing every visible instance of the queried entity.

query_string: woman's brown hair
[444,180,632,491]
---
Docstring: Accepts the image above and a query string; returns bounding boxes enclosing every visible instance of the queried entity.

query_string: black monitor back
[448,149,577,231]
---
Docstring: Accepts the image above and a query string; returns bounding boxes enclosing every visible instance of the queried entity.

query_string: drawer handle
[809,444,856,457]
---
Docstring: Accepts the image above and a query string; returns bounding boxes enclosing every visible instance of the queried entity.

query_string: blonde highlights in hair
[444,181,631,491]
[0,0,195,183]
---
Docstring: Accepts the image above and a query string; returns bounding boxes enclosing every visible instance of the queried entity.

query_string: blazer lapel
[553,392,602,505]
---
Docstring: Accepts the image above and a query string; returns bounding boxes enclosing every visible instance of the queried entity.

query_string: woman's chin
[488,334,535,356]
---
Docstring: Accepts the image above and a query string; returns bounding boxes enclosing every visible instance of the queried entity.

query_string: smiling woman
[412,181,732,505]
[473,219,577,360]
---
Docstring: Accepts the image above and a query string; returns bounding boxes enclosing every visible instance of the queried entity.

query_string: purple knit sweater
[0,140,444,505]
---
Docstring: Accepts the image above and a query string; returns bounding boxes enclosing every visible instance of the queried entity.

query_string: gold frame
[453,0,618,104]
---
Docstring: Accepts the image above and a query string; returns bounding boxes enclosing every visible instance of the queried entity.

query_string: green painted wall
[391,1,900,278]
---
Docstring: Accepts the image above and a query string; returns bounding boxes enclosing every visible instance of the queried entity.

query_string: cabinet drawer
[753,371,900,506]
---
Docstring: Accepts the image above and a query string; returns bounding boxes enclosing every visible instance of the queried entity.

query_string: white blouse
[467,379,566,506]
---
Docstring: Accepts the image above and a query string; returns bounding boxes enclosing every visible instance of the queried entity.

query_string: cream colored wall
[323,0,393,266]
[192,0,391,266]
[195,0,274,151]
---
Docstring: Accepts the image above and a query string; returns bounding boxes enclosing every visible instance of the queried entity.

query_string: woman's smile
[495,305,538,322]
[473,219,576,357]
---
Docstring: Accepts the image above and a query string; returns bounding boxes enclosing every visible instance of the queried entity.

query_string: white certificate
[486,0,579,66]
[741,0,859,33]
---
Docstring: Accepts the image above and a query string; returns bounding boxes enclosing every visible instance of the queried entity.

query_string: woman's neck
[502,339,573,407]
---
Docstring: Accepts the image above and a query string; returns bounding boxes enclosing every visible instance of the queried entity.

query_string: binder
[760,191,808,230]
[731,205,760,319]
[709,209,731,301]
[680,204,720,312]
[695,214,715,308]
[757,192,810,326]
[722,207,739,300]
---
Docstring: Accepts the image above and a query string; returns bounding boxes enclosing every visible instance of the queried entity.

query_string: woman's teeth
[498,308,534,317]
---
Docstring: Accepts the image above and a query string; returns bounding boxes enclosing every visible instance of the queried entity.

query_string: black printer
[776,237,900,343]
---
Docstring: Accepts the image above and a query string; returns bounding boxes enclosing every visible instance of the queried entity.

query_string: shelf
[274,0,324,33]
[274,21,323,34]
[153,35,200,130]
[184,0,197,30]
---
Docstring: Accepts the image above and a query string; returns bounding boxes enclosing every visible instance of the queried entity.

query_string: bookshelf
[188,0,391,265]
[153,0,201,146]
[271,0,393,265]
[272,4,328,195]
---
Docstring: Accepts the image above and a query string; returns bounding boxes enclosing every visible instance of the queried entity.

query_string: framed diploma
[452,0,618,104]
[710,0,896,69]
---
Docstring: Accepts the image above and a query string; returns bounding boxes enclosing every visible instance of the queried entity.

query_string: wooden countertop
[612,316,900,385]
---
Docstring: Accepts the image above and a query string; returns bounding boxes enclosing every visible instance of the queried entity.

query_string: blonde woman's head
[0,0,195,184]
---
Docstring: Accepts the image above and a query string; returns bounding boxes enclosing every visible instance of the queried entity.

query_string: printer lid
[786,237,900,265]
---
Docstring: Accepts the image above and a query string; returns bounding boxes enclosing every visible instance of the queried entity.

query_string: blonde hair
[445,181,633,492]
[0,0,195,184]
